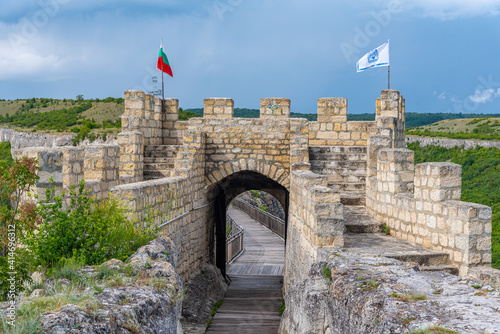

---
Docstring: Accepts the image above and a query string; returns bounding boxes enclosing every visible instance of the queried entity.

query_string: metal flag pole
[388,65,390,89]
[161,39,165,112]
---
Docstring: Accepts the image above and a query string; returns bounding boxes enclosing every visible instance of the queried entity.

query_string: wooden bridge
[206,205,285,334]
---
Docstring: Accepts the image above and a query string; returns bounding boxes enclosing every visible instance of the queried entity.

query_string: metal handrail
[232,198,285,239]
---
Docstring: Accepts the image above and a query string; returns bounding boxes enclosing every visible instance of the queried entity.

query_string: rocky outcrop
[181,264,227,324]
[279,251,500,334]
[180,264,228,333]
[0,127,118,153]
[238,191,285,220]
[0,128,74,150]
[407,136,500,150]
[40,236,184,334]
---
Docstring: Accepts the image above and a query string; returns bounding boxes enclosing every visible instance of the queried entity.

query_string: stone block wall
[204,98,234,118]
[161,98,188,145]
[309,98,375,146]
[260,98,291,118]
[285,169,344,293]
[290,135,310,169]
[366,148,492,275]
[375,89,405,148]
[118,131,144,184]
[13,147,64,201]
[110,175,212,280]
[187,116,309,189]
[83,144,120,199]
[122,90,163,146]
[60,146,84,190]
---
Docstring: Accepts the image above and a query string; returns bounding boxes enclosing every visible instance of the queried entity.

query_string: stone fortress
[11,89,495,294]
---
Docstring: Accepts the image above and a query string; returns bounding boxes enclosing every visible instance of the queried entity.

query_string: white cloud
[397,0,500,20]
[0,40,70,80]
[433,91,446,100]
[468,88,500,104]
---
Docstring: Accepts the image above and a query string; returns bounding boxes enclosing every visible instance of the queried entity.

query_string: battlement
[366,147,492,275]
[10,88,494,285]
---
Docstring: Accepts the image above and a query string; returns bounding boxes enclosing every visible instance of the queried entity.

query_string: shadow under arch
[209,170,289,277]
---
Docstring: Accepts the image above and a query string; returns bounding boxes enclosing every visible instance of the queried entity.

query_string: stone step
[310,160,367,169]
[144,145,179,158]
[309,146,367,154]
[340,192,366,206]
[144,145,180,152]
[344,233,450,266]
[143,162,174,170]
[419,265,459,276]
[144,150,178,158]
[344,206,383,233]
[309,152,367,161]
[340,183,365,192]
[143,157,176,164]
[386,253,449,267]
[143,170,173,179]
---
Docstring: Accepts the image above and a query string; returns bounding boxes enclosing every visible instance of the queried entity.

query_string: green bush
[249,190,261,198]
[29,180,159,267]
[0,142,13,166]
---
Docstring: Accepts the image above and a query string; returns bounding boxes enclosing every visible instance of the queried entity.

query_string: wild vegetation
[0,154,168,304]
[408,142,500,269]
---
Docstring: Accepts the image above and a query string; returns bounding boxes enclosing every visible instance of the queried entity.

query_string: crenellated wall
[10,87,495,287]
[364,92,492,276]
[365,149,492,276]
[178,97,309,190]
[308,98,375,146]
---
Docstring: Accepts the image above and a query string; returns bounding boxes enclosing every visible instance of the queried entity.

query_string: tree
[76,94,84,101]
[0,157,39,300]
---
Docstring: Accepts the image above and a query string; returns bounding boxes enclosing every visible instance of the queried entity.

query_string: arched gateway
[210,170,289,276]
[17,89,492,293]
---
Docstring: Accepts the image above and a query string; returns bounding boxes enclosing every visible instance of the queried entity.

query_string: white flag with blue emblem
[356,41,390,72]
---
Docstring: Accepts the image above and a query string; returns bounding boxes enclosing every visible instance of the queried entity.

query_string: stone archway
[209,170,289,276]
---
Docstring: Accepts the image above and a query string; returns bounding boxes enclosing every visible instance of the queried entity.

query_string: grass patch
[211,300,223,317]
[382,224,391,235]
[400,315,416,325]
[322,265,332,284]
[279,301,286,315]
[390,292,427,302]
[471,284,481,289]
[409,326,458,334]
[359,279,379,291]
[207,300,224,328]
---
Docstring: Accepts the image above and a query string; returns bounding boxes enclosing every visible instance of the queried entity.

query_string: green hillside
[407,117,500,141]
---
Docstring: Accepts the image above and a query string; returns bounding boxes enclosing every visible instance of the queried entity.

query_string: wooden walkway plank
[206,206,285,334]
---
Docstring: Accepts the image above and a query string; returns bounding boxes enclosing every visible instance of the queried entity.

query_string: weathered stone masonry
[10,88,494,289]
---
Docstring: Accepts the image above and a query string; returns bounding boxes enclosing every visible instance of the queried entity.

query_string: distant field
[409,117,500,133]
[407,117,500,141]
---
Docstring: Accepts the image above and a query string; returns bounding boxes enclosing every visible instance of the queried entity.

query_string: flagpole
[388,65,390,90]
[161,39,165,112]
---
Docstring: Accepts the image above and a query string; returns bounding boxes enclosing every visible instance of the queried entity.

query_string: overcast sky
[1,0,500,114]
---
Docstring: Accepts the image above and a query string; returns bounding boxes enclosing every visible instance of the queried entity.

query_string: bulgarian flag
[157,40,173,77]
